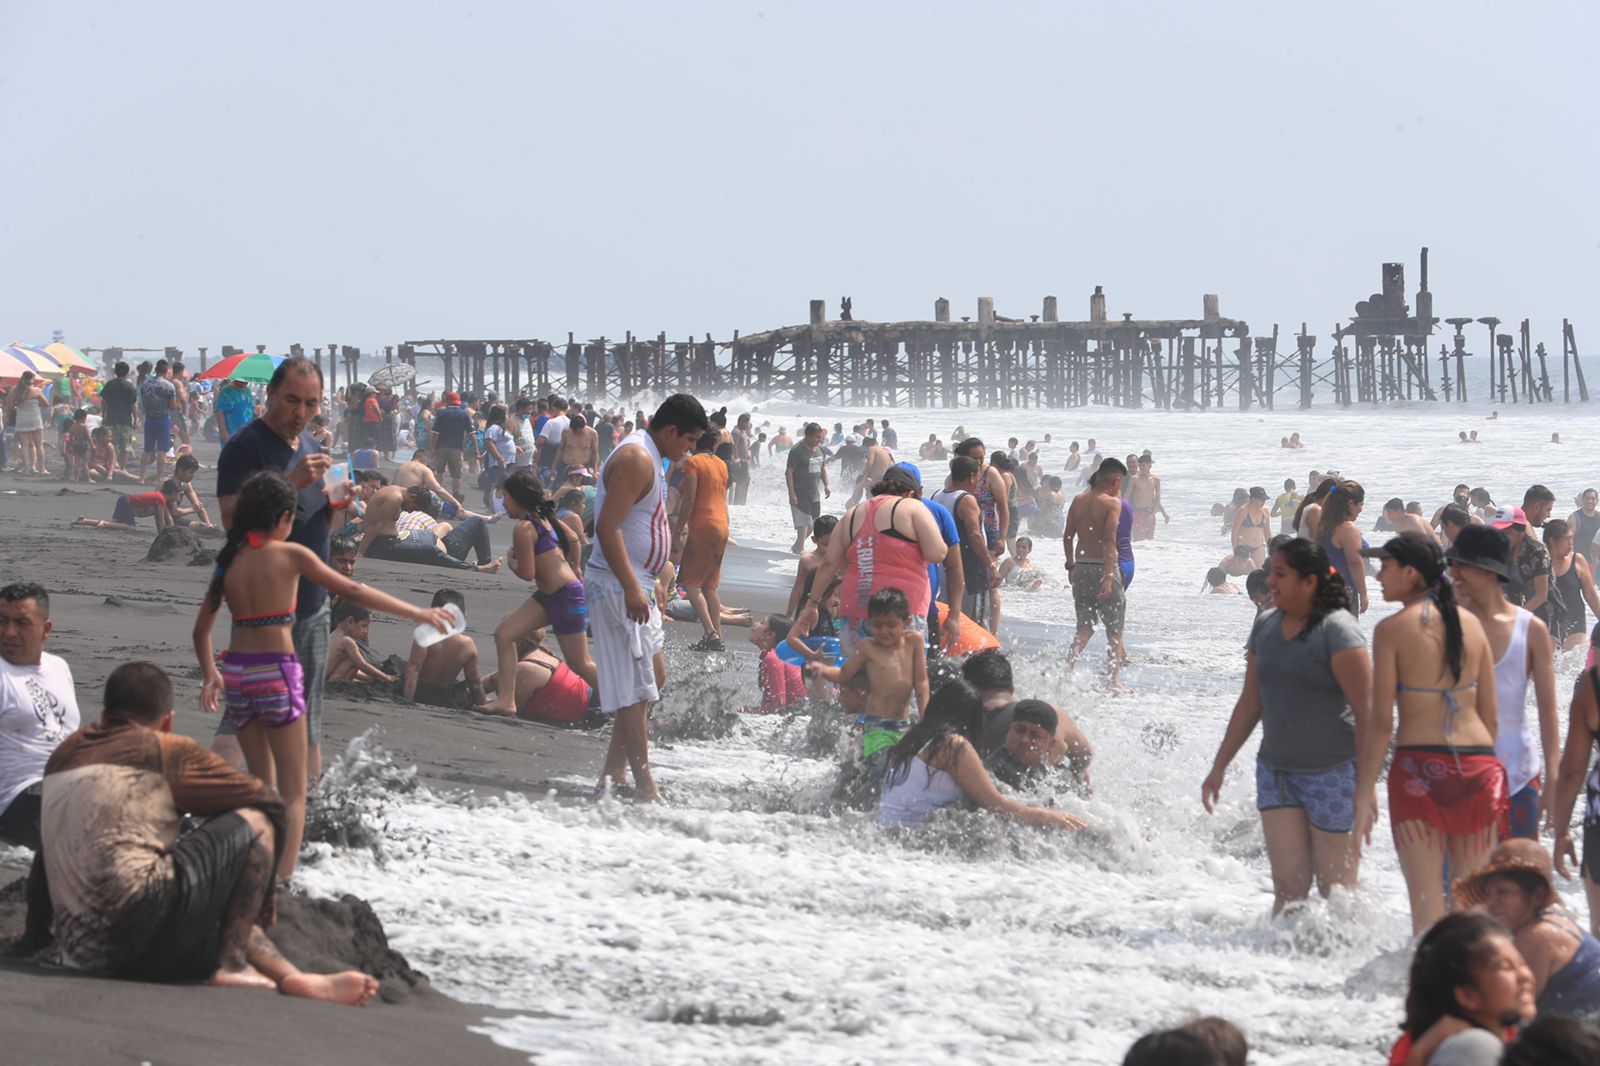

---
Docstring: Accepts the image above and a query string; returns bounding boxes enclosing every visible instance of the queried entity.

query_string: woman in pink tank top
[796,466,947,647]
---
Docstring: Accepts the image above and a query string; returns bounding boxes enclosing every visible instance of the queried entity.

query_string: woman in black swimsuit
[1232,486,1272,567]
[1545,519,1600,651]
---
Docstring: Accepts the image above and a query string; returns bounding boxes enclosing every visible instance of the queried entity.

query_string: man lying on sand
[20,662,379,1005]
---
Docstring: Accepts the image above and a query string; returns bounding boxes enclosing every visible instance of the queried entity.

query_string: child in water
[807,587,929,773]
[745,613,806,714]
[193,469,452,882]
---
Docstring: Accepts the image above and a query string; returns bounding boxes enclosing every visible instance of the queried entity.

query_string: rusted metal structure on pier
[83,249,1587,410]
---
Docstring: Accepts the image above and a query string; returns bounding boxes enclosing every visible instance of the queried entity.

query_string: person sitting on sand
[325,603,397,685]
[169,454,218,532]
[73,479,182,532]
[806,588,929,777]
[402,588,485,707]
[743,614,807,715]
[25,661,381,1005]
[84,425,139,484]
[877,679,1087,831]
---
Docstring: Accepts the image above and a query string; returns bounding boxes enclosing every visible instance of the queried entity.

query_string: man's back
[42,722,281,972]
[99,378,136,425]
[432,405,470,450]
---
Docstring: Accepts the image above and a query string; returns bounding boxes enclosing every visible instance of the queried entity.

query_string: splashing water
[294,403,1598,1064]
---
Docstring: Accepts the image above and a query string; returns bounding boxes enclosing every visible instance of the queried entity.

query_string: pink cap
[1489,505,1527,530]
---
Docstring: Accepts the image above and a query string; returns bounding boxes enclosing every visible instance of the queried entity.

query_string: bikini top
[532,518,562,554]
[227,532,298,628]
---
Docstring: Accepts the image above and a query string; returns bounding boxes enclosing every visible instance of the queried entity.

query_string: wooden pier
[86,251,1588,411]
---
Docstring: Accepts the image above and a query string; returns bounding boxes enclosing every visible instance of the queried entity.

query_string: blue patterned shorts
[1255,758,1356,834]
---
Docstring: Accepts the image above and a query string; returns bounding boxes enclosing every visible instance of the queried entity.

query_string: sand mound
[145,526,216,565]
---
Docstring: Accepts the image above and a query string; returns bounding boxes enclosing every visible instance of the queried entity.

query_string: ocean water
[296,399,1598,1065]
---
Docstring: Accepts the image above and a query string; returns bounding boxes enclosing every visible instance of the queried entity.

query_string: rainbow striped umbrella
[0,347,39,383]
[41,342,97,375]
[197,352,285,384]
[1,345,65,380]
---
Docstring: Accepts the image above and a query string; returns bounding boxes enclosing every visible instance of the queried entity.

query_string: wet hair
[649,394,711,437]
[1231,487,1249,505]
[765,613,795,643]
[174,453,200,474]
[430,588,465,611]
[206,470,297,611]
[1315,479,1365,543]
[954,437,985,458]
[1524,484,1556,507]
[880,680,985,793]
[1245,569,1269,600]
[102,662,173,726]
[867,587,911,620]
[812,514,839,538]
[1440,505,1471,530]
[72,408,88,422]
[502,469,570,555]
[0,582,50,619]
[1469,487,1493,506]
[1403,912,1511,1038]
[1291,477,1338,532]
[1232,545,1252,559]
[949,455,980,484]
[1122,1028,1223,1066]
[1271,538,1352,637]
[1267,533,1293,555]
[1015,536,1033,553]
[1097,457,1128,481]
[1283,478,1296,491]
[1045,475,1062,491]
[1384,497,1404,512]
[989,452,1014,473]
[1206,567,1229,588]
[961,647,1013,692]
[330,535,358,558]
[266,355,323,393]
[1544,518,1571,547]
[1178,1017,1248,1066]
[1501,1016,1600,1066]
[333,601,371,626]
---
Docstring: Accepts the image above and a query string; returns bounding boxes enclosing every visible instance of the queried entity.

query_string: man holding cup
[213,356,338,783]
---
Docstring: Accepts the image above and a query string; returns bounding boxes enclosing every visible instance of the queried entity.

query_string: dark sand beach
[0,443,787,1064]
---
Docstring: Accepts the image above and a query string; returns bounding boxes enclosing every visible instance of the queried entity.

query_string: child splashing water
[477,469,599,715]
[193,470,453,883]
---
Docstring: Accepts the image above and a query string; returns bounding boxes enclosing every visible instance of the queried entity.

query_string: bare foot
[476,557,503,574]
[280,970,381,1006]
[211,963,277,990]
[474,702,515,716]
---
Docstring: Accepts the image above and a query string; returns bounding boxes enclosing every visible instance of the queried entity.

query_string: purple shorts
[221,651,307,730]
[534,579,590,636]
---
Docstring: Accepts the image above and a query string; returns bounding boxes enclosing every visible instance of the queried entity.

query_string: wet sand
[0,445,778,1064]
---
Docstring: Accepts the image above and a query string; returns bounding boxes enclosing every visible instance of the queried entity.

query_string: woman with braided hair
[1360,531,1505,934]
[193,470,453,882]
[1201,538,1374,914]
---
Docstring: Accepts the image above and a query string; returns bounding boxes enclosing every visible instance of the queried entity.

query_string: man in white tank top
[1446,525,1559,839]
[586,394,709,803]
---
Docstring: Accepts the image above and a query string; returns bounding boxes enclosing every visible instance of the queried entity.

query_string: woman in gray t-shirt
[1202,538,1374,915]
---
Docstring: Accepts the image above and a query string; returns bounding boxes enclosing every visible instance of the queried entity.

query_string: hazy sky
[3,2,1595,357]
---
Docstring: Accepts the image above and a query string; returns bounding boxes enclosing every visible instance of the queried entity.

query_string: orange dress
[678,453,730,588]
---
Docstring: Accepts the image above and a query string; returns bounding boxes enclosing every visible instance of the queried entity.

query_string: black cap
[1010,699,1059,734]
[1360,531,1446,582]
[1445,524,1512,581]
[1249,486,1268,500]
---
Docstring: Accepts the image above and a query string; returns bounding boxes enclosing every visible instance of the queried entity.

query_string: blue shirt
[216,385,255,436]
[923,497,960,602]
[431,405,471,450]
[216,419,331,620]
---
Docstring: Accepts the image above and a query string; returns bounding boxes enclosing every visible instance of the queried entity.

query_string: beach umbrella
[368,362,416,388]
[0,347,39,384]
[1,345,65,380]
[197,352,286,384]
[40,341,97,375]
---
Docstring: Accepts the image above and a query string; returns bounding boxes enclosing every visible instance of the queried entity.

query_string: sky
[2,2,1596,358]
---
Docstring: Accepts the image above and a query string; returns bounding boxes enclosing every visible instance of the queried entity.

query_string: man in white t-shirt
[536,396,571,487]
[0,582,81,851]
[511,396,536,469]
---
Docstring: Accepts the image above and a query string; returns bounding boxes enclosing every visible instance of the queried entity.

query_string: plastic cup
[413,602,465,648]
[323,461,352,509]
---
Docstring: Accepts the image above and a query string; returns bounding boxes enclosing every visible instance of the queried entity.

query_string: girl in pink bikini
[193,470,452,883]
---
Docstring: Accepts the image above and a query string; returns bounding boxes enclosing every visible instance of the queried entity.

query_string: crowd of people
[6,356,1600,1061]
